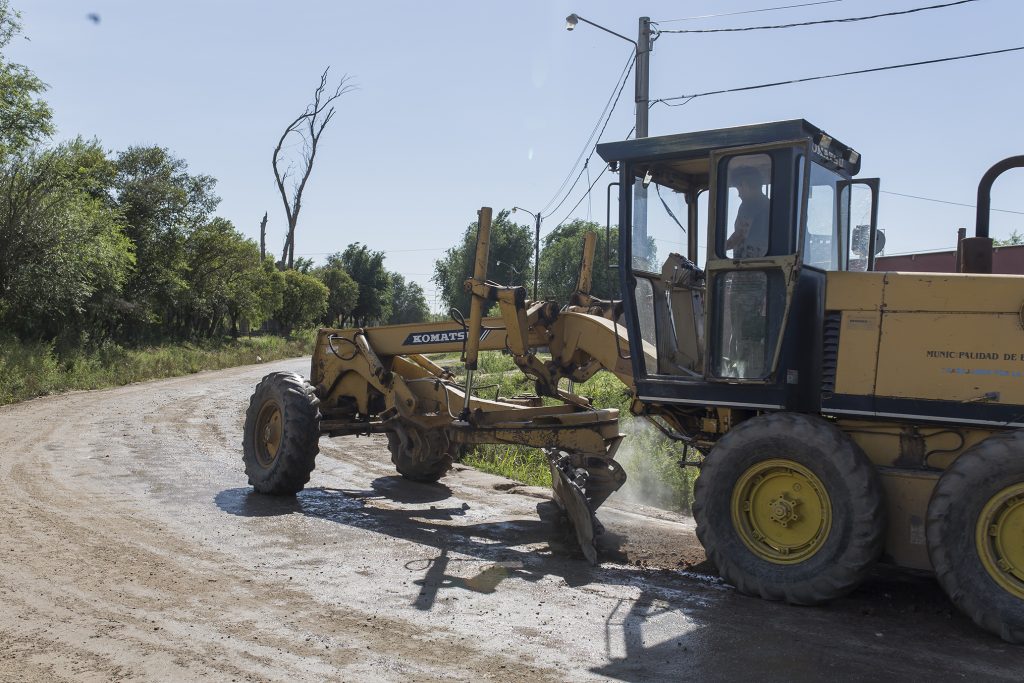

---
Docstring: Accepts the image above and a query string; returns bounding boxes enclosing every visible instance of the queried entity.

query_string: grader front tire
[242,372,321,495]
[693,412,886,605]
[927,431,1024,644]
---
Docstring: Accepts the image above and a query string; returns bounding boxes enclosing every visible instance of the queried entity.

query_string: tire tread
[694,412,885,605]
[242,372,321,495]
[927,430,1024,644]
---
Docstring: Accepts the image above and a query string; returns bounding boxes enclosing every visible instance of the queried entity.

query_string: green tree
[994,230,1023,247]
[0,138,133,342]
[183,217,283,337]
[339,243,391,326]
[387,274,429,324]
[228,255,284,336]
[0,2,53,159]
[316,257,359,326]
[538,220,621,303]
[113,145,219,339]
[432,209,532,313]
[276,270,328,334]
[293,256,315,273]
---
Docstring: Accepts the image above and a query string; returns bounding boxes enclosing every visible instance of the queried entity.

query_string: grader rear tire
[927,431,1024,644]
[242,372,321,495]
[386,425,452,483]
[693,412,885,605]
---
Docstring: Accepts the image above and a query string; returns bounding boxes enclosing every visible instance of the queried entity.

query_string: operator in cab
[725,166,770,258]
[723,165,770,378]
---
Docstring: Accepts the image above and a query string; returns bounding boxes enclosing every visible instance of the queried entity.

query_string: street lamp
[564,13,651,139]
[565,12,655,264]
[512,207,541,300]
[565,13,636,47]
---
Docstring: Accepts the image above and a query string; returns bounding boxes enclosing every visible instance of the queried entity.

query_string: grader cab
[243,120,1024,644]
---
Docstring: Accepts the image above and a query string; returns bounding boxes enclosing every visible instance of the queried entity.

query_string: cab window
[803,162,850,270]
[719,154,773,260]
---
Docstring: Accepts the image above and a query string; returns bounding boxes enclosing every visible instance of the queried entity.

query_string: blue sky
[10,0,1024,309]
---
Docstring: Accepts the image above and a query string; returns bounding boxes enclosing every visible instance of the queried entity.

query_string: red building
[875,244,1024,275]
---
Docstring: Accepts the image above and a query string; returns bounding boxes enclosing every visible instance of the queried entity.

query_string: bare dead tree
[273,67,354,269]
[259,211,268,260]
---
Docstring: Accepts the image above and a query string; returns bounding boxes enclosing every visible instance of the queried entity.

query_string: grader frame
[305,210,651,561]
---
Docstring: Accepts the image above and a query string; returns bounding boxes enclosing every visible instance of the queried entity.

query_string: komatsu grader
[243,120,1024,644]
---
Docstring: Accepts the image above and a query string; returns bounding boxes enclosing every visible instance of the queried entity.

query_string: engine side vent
[821,311,841,394]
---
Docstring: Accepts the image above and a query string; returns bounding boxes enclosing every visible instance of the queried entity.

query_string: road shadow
[587,572,1024,683]
[215,476,453,515]
[215,478,637,601]
[214,481,1021,680]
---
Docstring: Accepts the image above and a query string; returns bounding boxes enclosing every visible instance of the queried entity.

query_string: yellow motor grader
[243,120,1024,644]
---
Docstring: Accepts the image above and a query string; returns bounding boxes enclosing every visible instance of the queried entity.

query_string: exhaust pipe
[961,155,1024,274]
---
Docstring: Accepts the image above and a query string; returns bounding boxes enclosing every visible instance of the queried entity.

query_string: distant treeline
[0,2,427,352]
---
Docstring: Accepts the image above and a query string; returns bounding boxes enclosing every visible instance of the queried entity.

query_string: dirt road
[1,359,1021,681]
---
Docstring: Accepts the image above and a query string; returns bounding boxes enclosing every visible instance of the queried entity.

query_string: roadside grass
[465,444,554,487]
[0,330,318,407]
[446,349,700,513]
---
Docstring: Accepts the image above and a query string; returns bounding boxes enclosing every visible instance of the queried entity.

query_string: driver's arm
[726,214,752,250]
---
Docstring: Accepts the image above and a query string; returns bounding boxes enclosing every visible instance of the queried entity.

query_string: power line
[540,52,635,215]
[652,46,1024,105]
[657,1,846,24]
[656,0,980,34]
[542,159,590,221]
[552,164,611,230]
[542,56,635,220]
[882,190,1024,215]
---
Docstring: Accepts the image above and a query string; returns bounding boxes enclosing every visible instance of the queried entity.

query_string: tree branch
[271,66,355,268]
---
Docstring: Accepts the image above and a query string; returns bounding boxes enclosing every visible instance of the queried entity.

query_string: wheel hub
[731,459,832,564]
[255,400,283,468]
[768,494,800,527]
[976,483,1024,599]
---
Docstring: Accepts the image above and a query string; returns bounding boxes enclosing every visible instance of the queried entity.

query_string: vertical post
[635,17,651,139]
[533,213,541,300]
[577,230,597,294]
[954,227,966,272]
[463,207,492,417]
[632,16,653,266]
[686,190,699,263]
[259,212,268,260]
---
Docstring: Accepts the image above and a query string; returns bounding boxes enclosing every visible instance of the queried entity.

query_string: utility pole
[532,212,541,300]
[634,16,653,264]
[635,17,651,139]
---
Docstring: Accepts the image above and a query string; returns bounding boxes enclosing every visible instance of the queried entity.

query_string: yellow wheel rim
[731,459,832,564]
[976,482,1024,600]
[254,400,283,468]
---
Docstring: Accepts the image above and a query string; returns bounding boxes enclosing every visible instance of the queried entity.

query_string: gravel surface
[1,358,1021,681]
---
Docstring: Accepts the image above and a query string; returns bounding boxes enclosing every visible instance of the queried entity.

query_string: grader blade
[547,448,627,563]
[549,452,598,564]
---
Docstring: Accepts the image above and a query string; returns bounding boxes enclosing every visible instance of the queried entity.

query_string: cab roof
[595,119,861,176]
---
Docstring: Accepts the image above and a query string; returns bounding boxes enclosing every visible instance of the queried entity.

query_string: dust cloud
[611,419,696,515]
